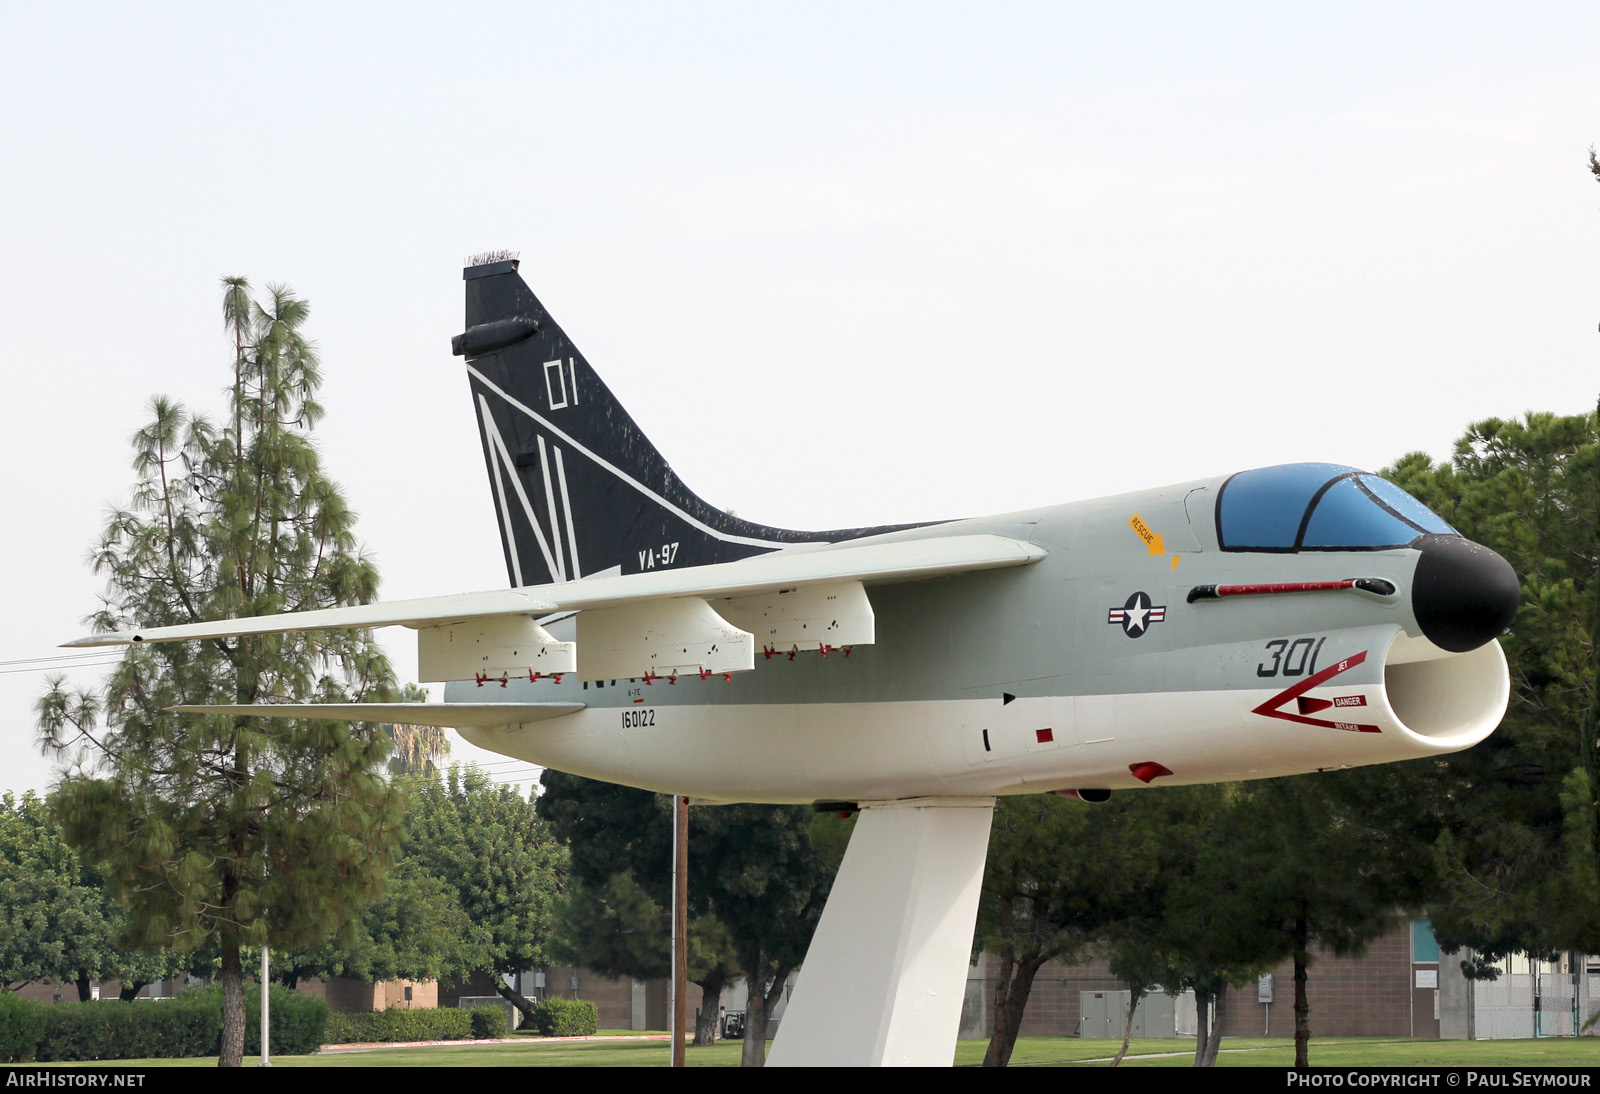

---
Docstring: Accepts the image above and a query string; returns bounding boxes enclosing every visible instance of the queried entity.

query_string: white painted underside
[457,638,1506,802]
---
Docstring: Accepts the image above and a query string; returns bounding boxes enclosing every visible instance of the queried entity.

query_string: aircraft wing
[62,588,563,647]
[65,533,1045,682]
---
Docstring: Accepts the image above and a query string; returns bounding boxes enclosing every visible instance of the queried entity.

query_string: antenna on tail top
[465,249,520,268]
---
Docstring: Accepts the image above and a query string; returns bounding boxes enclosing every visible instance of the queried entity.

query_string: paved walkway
[317,1036,1269,1062]
[1078,1047,1268,1063]
[319,1033,675,1055]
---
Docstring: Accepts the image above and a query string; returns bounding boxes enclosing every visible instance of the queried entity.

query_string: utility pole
[672,795,689,1067]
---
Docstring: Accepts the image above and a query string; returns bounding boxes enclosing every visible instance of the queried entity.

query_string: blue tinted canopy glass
[1217,464,1455,552]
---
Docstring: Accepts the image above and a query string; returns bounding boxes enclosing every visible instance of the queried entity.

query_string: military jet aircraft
[68,256,1518,1065]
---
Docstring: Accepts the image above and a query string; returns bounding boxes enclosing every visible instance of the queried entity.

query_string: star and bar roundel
[1107,591,1166,638]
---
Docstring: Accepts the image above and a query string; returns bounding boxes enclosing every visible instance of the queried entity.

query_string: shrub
[468,1005,509,1039]
[323,1006,473,1044]
[531,997,597,1037]
[35,993,217,1062]
[0,994,46,1063]
[243,985,329,1056]
[324,1012,379,1044]
[135,993,220,1059]
[31,984,327,1062]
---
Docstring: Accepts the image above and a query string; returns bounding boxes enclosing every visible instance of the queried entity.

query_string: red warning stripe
[1189,578,1395,604]
[1252,650,1381,733]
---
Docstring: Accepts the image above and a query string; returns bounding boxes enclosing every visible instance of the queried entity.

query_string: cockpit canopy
[1216,463,1455,552]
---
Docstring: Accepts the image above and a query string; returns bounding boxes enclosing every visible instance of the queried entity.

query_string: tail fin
[453,257,917,587]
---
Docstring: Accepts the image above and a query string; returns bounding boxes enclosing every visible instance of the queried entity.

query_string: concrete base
[767,796,996,1067]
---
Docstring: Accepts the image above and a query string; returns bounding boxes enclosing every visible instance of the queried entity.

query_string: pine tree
[36,277,403,1066]
[1385,411,1600,968]
[1226,769,1439,1066]
[975,793,1166,1067]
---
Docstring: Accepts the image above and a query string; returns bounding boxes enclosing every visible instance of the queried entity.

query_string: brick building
[959,921,1598,1041]
[961,920,1433,1040]
[16,921,1593,1045]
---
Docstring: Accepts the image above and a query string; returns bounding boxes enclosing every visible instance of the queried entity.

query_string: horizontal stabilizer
[169,702,584,727]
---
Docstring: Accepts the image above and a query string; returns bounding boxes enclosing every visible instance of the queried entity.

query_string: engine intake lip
[1380,630,1509,750]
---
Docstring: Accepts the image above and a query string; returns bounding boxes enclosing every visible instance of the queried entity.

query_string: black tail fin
[453,257,915,587]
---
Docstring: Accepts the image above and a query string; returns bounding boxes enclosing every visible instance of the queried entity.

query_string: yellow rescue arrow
[1128,513,1166,557]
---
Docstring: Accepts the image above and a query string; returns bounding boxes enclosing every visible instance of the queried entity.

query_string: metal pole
[672,794,688,1067]
[669,801,677,1066]
[1573,952,1582,1038]
[259,945,272,1067]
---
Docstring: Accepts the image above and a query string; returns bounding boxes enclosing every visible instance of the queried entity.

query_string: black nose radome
[1410,534,1519,653]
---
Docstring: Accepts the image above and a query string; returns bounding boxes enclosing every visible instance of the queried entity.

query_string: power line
[0,649,127,668]
[459,756,535,769]
[0,658,121,676]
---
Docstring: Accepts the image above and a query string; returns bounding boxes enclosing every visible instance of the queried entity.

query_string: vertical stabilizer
[453,258,920,588]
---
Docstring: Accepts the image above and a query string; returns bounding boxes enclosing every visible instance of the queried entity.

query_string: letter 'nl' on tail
[452,256,921,588]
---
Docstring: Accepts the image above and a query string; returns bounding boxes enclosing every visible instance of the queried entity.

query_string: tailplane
[454,256,919,587]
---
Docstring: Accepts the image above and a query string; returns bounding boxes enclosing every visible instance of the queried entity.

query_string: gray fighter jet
[69,256,1518,1065]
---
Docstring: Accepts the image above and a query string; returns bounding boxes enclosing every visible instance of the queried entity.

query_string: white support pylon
[767,796,996,1067]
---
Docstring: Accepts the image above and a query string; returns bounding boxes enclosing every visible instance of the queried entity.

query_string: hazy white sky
[3,2,1598,795]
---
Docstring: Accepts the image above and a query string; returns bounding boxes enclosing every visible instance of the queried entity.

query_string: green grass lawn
[36,1035,1600,1068]
[1036,1036,1600,1067]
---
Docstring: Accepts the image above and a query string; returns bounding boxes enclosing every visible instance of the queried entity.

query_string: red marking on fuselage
[1253,651,1380,733]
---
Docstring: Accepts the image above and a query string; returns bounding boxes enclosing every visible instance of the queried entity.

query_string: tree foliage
[404,767,566,1025]
[0,792,107,994]
[382,683,450,776]
[539,774,731,1043]
[976,769,1437,1067]
[551,868,736,1044]
[699,803,830,1066]
[1384,410,1600,966]
[36,278,403,1065]
[538,771,828,1064]
[552,872,671,981]
[975,792,1165,1067]
[276,852,489,989]
[1224,769,1438,1065]
[1095,783,1262,1068]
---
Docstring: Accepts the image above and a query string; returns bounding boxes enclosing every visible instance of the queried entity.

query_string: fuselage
[449,466,1513,804]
